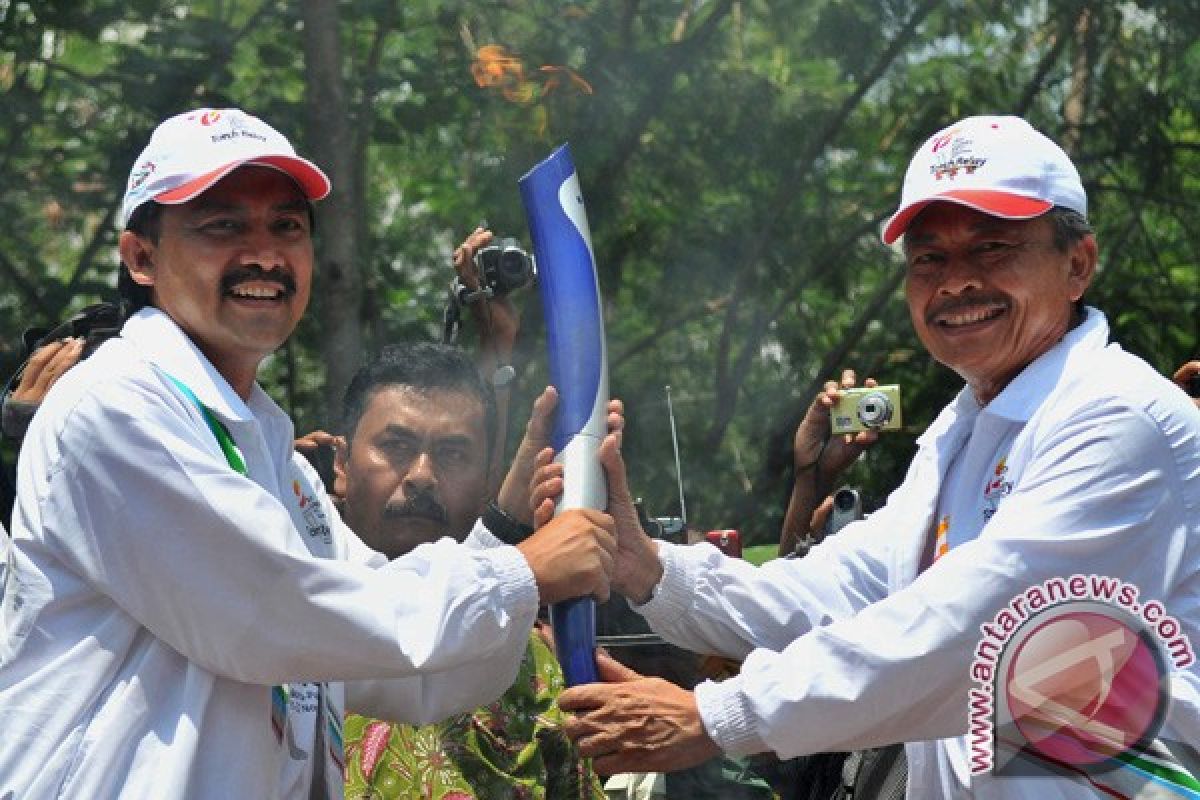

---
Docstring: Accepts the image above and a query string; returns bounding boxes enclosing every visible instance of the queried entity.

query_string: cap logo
[129,161,156,191]
[928,129,986,181]
[930,129,958,153]
[199,110,222,126]
[210,113,267,145]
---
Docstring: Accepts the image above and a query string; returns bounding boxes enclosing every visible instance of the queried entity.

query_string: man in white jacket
[553,116,1200,798]
[0,107,617,799]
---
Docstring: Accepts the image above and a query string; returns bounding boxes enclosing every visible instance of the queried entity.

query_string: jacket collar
[983,306,1109,422]
[121,307,285,428]
[914,307,1110,447]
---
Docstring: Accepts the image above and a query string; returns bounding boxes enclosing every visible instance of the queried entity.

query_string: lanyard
[165,375,246,475]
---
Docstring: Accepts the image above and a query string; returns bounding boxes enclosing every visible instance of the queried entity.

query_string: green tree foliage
[2,0,1197,544]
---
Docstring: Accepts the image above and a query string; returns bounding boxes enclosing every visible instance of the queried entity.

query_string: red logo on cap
[931,128,960,153]
[129,161,156,191]
[200,111,222,126]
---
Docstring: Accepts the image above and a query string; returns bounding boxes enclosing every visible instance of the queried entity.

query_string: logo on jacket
[293,479,332,545]
[982,456,1012,522]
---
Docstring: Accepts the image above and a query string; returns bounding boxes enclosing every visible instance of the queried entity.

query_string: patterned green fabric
[345,631,605,800]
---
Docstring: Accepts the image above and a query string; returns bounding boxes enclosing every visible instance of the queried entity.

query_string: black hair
[341,342,498,466]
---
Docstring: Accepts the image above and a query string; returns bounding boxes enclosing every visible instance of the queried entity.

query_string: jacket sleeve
[641,399,1196,758]
[637,467,914,660]
[332,506,535,723]
[35,378,540,692]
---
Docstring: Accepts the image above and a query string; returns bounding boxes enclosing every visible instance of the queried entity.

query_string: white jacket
[0,309,539,799]
[639,309,1200,798]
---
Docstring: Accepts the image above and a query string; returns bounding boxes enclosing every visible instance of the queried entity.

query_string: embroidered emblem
[128,161,156,191]
[982,455,1013,522]
[292,479,332,544]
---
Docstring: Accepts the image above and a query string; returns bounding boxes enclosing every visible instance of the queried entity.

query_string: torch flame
[470,44,530,103]
[471,44,593,105]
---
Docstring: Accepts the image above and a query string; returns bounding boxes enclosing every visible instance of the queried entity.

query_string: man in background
[335,342,606,799]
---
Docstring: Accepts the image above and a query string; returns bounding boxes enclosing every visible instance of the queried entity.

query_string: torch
[519,143,608,686]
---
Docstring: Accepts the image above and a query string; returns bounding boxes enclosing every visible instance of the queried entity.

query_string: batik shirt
[344,630,605,800]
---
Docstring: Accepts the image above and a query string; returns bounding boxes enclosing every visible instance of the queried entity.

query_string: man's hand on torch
[531,401,663,605]
[558,649,721,775]
[516,508,617,604]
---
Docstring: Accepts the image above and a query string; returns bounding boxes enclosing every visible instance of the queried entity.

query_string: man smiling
[550,116,1200,798]
[0,108,618,799]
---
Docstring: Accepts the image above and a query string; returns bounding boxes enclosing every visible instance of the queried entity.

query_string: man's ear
[118,230,157,288]
[332,438,349,500]
[1067,233,1099,302]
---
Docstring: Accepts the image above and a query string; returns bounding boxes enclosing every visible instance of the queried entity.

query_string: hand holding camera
[792,370,890,484]
[444,227,534,350]
[451,226,536,304]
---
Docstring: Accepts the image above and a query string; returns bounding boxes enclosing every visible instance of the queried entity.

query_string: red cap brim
[153,156,331,205]
[882,190,1053,244]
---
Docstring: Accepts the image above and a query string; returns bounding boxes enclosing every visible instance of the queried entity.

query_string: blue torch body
[519,144,609,687]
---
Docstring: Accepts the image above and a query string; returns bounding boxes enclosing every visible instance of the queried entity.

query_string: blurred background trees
[2,0,1197,542]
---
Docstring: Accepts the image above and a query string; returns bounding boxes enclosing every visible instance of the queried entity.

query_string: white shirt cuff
[464,517,505,550]
[629,541,692,626]
[485,542,540,620]
[694,677,769,757]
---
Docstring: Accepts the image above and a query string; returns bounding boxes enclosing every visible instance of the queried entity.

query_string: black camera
[23,302,123,360]
[635,498,686,543]
[1187,372,1200,399]
[827,486,864,537]
[472,237,535,296]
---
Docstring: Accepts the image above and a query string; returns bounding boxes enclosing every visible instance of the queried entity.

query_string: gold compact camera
[830,385,903,435]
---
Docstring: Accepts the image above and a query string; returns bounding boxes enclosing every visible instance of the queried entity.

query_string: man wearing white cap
[549,116,1200,798]
[0,108,619,799]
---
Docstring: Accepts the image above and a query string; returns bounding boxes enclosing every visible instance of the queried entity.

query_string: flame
[470,44,593,106]
[538,65,593,96]
[470,44,530,103]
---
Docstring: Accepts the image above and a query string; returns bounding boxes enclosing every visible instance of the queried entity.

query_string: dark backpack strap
[840,744,907,800]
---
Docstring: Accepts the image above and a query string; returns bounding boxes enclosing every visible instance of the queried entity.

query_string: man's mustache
[221,267,296,296]
[926,293,1009,324]
[382,492,448,523]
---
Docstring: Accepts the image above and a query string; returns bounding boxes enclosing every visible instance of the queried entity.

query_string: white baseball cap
[120,108,331,227]
[881,115,1086,245]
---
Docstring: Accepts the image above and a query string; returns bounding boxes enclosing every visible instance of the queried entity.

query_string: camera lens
[855,391,893,428]
[498,250,529,285]
[833,489,857,512]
